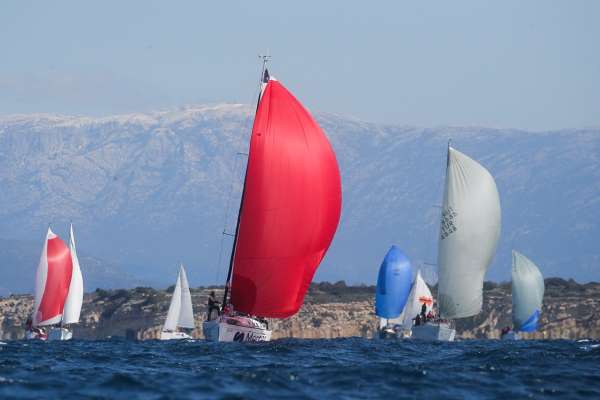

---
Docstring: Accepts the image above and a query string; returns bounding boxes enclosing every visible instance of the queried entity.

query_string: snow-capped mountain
[1,104,598,293]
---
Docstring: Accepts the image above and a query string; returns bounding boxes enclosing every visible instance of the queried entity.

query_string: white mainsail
[401,270,433,328]
[383,271,434,329]
[163,265,195,332]
[511,251,544,331]
[437,146,501,319]
[63,224,84,325]
[177,265,195,329]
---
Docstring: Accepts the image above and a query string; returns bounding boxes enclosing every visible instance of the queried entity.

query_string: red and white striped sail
[230,77,342,318]
[32,228,73,327]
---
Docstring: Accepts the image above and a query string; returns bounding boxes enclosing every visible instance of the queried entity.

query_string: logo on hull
[233,332,245,342]
[231,330,268,342]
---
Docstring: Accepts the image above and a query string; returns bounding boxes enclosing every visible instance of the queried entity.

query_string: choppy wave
[0,338,599,399]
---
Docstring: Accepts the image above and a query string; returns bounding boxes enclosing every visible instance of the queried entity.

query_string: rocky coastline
[1,279,598,340]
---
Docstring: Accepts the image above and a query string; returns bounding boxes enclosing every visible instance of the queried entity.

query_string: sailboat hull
[202,317,272,343]
[501,331,521,340]
[160,331,192,340]
[47,327,73,341]
[411,323,455,341]
[378,328,396,340]
[376,326,411,340]
[25,330,48,341]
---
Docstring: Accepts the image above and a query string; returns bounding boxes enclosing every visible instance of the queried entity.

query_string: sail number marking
[440,207,458,240]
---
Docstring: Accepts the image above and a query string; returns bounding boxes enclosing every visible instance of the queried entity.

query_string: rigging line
[213,57,267,287]
[214,230,225,285]
[221,55,271,306]
[214,154,241,285]
[429,138,451,272]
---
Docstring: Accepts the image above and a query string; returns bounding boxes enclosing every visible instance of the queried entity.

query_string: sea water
[0,338,599,399]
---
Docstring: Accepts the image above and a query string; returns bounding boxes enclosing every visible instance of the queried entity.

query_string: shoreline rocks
[1,279,598,340]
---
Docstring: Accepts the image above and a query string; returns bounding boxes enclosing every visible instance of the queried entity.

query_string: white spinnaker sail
[163,270,182,331]
[63,224,84,325]
[401,271,433,328]
[512,251,544,329]
[437,147,501,319]
[32,228,53,327]
[177,265,195,329]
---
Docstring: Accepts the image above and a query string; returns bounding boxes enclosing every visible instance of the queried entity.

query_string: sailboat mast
[221,55,271,307]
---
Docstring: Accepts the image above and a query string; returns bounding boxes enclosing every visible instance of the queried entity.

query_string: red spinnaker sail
[34,230,73,326]
[230,79,342,318]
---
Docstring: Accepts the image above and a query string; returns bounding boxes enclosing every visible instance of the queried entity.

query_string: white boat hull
[160,331,192,340]
[25,329,47,341]
[47,327,73,341]
[378,328,396,340]
[501,331,521,340]
[411,323,456,341]
[377,327,411,340]
[203,317,272,343]
[395,329,412,339]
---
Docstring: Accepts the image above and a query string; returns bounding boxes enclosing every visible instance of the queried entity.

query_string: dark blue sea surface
[1,338,599,399]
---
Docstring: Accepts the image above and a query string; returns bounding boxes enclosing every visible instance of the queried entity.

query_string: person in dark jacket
[207,291,220,321]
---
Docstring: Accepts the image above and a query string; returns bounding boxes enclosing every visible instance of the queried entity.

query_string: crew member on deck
[26,316,46,339]
[207,291,220,321]
[420,303,427,321]
[426,310,434,321]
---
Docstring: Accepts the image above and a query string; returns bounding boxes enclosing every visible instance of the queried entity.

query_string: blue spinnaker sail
[519,309,540,332]
[375,246,413,319]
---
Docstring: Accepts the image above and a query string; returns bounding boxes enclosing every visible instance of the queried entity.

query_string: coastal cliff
[1,279,598,340]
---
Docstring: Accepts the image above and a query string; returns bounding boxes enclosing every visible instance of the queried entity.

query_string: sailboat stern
[159,330,192,340]
[411,322,456,341]
[47,327,73,341]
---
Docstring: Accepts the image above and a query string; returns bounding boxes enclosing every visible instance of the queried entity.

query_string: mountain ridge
[1,103,598,292]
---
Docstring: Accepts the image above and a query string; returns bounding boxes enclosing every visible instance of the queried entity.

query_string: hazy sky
[1,1,598,130]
